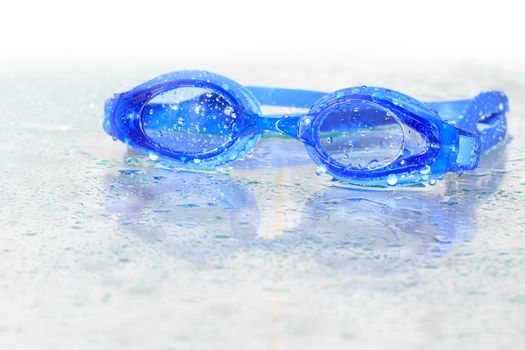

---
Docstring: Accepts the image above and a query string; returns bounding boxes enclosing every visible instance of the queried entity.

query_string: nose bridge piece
[248,113,303,140]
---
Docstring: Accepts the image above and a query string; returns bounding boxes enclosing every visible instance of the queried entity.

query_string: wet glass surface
[0,60,524,349]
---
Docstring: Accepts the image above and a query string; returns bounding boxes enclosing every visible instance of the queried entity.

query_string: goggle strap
[246,86,326,109]
[427,92,508,153]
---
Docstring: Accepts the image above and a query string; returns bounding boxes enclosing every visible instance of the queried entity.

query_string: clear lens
[318,100,404,170]
[142,86,238,154]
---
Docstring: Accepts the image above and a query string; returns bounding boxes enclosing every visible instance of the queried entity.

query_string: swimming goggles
[104,70,508,187]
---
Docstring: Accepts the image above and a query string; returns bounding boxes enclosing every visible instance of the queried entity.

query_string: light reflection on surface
[105,140,506,274]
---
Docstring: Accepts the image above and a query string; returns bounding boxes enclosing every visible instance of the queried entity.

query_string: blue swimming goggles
[104,70,508,187]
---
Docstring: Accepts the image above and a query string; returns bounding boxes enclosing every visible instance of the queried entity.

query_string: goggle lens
[142,86,238,154]
[318,100,404,170]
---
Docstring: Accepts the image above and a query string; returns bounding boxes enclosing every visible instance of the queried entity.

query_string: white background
[1,0,523,64]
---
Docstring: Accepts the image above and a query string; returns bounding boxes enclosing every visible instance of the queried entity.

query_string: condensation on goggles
[318,100,407,170]
[142,86,238,154]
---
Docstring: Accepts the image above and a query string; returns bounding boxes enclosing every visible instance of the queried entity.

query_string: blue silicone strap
[247,86,326,109]
[427,91,508,152]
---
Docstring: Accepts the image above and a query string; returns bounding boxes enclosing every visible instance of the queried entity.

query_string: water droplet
[315,165,327,176]
[420,165,431,175]
[372,92,384,101]
[498,102,504,111]
[148,153,159,161]
[386,174,398,186]
[367,159,380,169]
[434,235,452,244]
[326,136,333,144]
[428,178,437,185]
[353,107,359,113]
[193,158,201,164]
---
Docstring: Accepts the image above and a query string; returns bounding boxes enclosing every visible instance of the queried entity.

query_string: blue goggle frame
[104,70,508,187]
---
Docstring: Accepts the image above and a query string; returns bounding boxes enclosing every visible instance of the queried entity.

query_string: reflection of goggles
[104,70,508,187]
[106,142,506,271]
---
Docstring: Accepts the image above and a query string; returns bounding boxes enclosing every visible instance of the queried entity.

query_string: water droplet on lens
[367,159,380,169]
